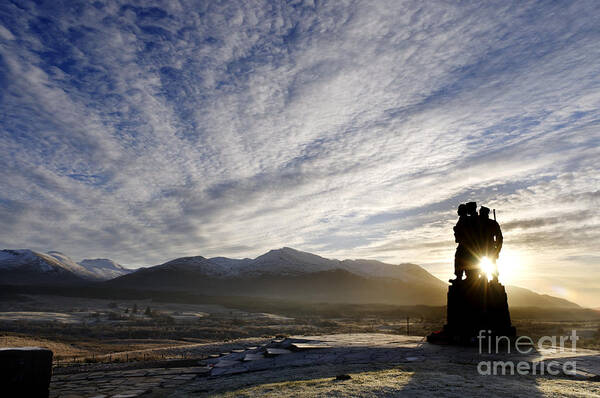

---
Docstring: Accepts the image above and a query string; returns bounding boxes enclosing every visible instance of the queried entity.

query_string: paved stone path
[49,333,600,397]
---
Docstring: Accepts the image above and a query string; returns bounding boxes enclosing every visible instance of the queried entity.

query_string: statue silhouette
[452,204,468,280]
[451,202,504,281]
[479,206,503,281]
[463,201,482,279]
[428,202,515,344]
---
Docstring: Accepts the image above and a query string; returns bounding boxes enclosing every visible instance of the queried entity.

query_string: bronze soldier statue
[463,201,481,280]
[452,202,479,281]
[428,203,515,344]
[479,206,503,281]
[452,204,468,281]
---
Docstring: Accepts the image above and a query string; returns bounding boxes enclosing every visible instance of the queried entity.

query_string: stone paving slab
[291,342,332,350]
[243,353,265,361]
[265,348,292,356]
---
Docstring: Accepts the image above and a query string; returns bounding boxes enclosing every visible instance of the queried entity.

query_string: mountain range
[0,249,131,283]
[0,247,581,308]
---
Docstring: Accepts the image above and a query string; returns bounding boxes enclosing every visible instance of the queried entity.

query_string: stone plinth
[0,347,53,398]
[428,278,516,345]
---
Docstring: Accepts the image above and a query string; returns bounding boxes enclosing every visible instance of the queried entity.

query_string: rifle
[492,208,499,279]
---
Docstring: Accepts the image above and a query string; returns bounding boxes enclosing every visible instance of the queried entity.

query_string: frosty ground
[48,334,600,397]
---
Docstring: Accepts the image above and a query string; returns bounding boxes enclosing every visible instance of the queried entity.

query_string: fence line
[52,345,200,368]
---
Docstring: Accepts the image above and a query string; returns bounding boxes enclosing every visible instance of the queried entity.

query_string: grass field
[194,363,600,398]
[1,292,599,367]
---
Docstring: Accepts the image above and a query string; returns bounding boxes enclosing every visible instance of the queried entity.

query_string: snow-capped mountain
[47,251,98,279]
[245,247,339,275]
[0,249,129,283]
[229,247,443,286]
[1,247,582,308]
[150,255,227,276]
[0,249,86,284]
[0,249,65,272]
[207,257,253,273]
[78,258,131,280]
[110,247,446,283]
[104,247,451,305]
[339,259,443,286]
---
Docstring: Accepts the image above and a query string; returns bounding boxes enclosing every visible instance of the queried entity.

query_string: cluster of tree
[121,303,159,318]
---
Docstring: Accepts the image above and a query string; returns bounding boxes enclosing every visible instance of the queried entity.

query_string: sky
[0,0,599,306]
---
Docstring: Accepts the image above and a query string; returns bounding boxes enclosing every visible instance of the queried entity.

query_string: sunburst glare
[479,256,495,281]
[495,249,523,285]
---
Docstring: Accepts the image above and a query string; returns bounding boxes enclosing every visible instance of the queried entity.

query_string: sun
[495,249,522,285]
[478,250,523,283]
[479,256,496,281]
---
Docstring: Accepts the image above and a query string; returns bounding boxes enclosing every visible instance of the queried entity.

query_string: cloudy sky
[1,1,599,306]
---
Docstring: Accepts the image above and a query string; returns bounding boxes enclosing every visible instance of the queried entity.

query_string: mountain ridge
[0,247,582,308]
[104,247,579,308]
[0,249,130,283]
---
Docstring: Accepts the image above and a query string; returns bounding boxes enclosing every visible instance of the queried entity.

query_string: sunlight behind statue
[428,202,515,345]
[452,202,503,282]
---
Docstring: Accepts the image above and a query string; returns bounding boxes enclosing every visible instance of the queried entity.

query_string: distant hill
[506,285,580,309]
[0,249,87,285]
[1,247,580,308]
[104,247,448,305]
[78,258,131,280]
[105,267,448,306]
[104,247,581,308]
[0,249,130,284]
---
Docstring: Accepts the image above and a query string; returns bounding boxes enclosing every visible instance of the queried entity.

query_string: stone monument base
[0,347,53,398]
[427,277,516,345]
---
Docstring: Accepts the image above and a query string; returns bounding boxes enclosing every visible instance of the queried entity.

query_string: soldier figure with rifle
[479,206,503,281]
[451,202,504,282]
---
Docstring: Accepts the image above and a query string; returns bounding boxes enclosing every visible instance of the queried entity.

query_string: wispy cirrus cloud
[0,0,599,305]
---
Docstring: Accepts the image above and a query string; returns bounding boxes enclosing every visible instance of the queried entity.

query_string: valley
[2,292,600,371]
